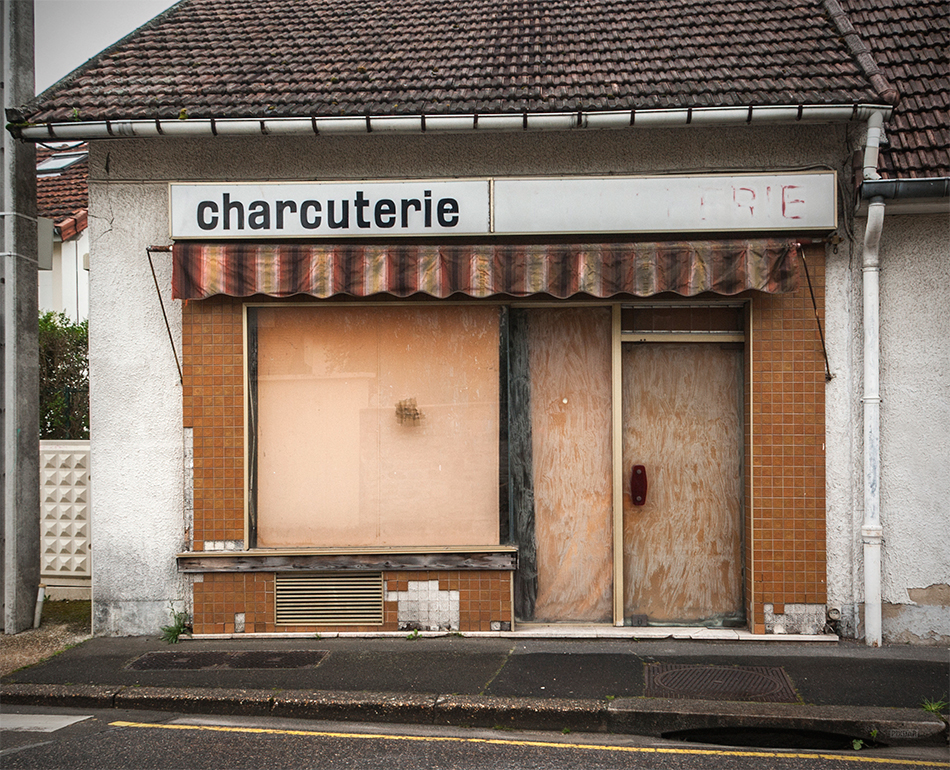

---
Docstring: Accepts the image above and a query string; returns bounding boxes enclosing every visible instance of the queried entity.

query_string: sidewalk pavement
[2,633,948,748]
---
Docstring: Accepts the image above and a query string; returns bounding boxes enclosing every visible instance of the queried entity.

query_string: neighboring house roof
[842,0,949,178]
[36,143,89,240]
[24,0,895,125]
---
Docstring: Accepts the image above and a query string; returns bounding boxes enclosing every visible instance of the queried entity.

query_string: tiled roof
[25,0,893,124]
[36,144,89,234]
[842,0,949,178]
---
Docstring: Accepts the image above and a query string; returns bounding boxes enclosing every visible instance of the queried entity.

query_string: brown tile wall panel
[191,570,513,634]
[745,244,827,630]
[182,297,246,551]
[192,572,274,635]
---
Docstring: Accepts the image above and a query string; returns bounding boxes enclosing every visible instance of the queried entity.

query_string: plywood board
[255,306,499,548]
[529,308,613,622]
[622,343,743,624]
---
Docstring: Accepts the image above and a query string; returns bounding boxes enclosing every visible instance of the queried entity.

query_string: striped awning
[171,240,799,300]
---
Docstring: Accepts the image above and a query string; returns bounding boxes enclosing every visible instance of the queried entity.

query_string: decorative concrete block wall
[40,440,91,597]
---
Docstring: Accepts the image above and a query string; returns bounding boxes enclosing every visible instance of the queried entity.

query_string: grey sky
[34,0,179,94]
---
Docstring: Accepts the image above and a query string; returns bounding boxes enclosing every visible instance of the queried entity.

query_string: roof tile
[36,144,88,227]
[841,0,948,177]
[22,0,943,179]
[26,0,888,124]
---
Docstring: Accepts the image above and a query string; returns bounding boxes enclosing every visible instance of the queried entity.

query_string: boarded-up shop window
[249,305,500,548]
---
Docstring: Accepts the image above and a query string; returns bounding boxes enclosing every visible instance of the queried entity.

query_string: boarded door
[527,308,614,622]
[622,344,743,625]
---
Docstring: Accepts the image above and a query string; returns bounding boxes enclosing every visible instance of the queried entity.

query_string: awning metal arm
[147,245,183,386]
[800,251,833,382]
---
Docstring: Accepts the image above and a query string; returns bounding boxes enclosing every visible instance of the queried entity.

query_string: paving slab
[486,652,644,699]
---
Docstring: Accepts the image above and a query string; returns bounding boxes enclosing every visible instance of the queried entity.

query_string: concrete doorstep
[2,682,946,748]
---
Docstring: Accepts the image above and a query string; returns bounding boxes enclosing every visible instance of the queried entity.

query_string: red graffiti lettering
[782,185,805,219]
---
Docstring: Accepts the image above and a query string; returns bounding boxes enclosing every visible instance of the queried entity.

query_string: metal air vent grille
[275,572,384,626]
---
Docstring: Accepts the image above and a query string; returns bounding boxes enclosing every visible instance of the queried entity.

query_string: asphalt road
[2,706,948,770]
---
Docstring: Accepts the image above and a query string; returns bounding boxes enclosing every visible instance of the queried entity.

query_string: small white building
[37,142,89,322]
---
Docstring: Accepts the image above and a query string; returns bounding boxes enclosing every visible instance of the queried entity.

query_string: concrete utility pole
[1,0,39,634]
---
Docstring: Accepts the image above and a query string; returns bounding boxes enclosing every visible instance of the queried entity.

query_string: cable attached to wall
[146,245,183,385]
[800,251,833,382]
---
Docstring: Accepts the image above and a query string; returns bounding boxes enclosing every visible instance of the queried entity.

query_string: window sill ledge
[176,546,518,573]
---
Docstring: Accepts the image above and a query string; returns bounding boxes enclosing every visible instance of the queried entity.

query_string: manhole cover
[644,664,798,703]
[128,650,327,670]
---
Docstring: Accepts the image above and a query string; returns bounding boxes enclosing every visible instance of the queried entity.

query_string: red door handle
[631,465,647,505]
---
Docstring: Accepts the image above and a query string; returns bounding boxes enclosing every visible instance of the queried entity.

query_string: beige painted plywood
[256,305,499,548]
[622,344,742,624]
[530,308,613,622]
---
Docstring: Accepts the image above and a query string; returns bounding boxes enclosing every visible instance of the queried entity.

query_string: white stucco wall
[826,208,950,645]
[88,181,186,635]
[88,123,874,637]
[88,124,852,183]
[824,232,863,638]
[878,212,950,644]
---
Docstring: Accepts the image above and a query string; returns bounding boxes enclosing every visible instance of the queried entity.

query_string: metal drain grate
[128,650,327,670]
[644,664,798,703]
[276,572,384,626]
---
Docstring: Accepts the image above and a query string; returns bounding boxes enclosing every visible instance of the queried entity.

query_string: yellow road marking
[109,721,949,767]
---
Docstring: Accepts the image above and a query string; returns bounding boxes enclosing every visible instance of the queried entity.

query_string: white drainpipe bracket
[861,523,883,542]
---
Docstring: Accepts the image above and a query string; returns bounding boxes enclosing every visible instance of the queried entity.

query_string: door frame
[609,302,748,626]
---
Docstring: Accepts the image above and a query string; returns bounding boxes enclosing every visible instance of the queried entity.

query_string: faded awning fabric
[171,239,799,300]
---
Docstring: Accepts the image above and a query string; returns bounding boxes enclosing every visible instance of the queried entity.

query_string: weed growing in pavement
[922,696,949,735]
[160,605,191,644]
[406,629,421,640]
[852,729,879,751]
[922,696,948,716]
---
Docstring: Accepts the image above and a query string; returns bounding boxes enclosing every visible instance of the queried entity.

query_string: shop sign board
[492,174,837,234]
[169,180,490,239]
[170,173,835,239]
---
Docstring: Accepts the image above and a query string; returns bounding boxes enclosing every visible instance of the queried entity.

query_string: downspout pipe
[860,110,885,647]
[861,177,950,200]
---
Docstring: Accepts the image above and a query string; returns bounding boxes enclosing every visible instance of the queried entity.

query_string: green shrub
[39,311,89,440]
